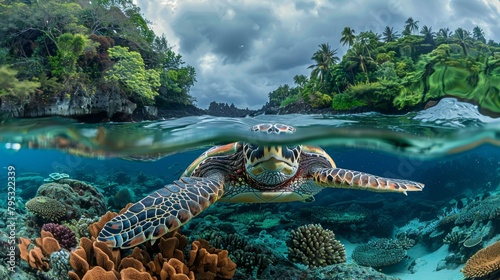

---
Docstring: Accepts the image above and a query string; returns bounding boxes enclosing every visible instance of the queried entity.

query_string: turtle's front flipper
[312,168,424,195]
[97,177,224,248]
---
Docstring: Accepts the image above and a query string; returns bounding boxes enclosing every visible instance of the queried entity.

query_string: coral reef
[454,195,500,224]
[260,262,400,280]
[352,237,414,267]
[19,230,65,272]
[111,188,134,209]
[63,216,100,239]
[286,224,346,267]
[25,196,67,222]
[41,223,77,250]
[35,179,106,221]
[68,234,236,280]
[462,240,500,279]
[65,205,236,280]
[39,249,71,280]
[202,230,279,278]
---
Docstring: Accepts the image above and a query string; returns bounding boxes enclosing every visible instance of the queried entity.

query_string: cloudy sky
[133,0,500,109]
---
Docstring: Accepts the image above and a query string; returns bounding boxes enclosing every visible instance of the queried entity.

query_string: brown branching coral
[25,196,66,222]
[287,224,346,267]
[462,240,500,279]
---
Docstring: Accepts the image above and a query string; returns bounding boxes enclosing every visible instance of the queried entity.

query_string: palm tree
[420,25,436,44]
[472,26,486,43]
[355,31,379,57]
[404,17,419,34]
[293,74,308,95]
[308,43,340,87]
[345,44,374,83]
[453,27,471,56]
[382,26,399,42]
[437,28,453,43]
[340,27,356,49]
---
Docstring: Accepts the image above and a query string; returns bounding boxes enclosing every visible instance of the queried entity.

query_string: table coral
[462,240,500,279]
[25,196,66,222]
[286,223,346,267]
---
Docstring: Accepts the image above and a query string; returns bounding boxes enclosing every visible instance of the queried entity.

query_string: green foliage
[49,33,87,79]
[310,91,332,108]
[332,93,367,110]
[0,66,40,99]
[280,94,301,107]
[106,46,160,103]
[0,0,196,109]
[268,19,500,113]
[156,66,197,105]
[393,88,422,109]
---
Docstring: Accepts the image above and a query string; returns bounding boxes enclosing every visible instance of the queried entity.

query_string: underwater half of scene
[0,98,499,280]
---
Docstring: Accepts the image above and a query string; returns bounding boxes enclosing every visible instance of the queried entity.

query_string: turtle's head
[244,124,301,185]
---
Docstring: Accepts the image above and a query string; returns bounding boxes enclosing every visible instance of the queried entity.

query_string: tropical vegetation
[268,18,500,113]
[0,0,196,109]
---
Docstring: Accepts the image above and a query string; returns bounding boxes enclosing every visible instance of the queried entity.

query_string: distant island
[1,0,499,122]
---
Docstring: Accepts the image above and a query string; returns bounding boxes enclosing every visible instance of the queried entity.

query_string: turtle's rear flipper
[312,168,424,195]
[97,177,224,248]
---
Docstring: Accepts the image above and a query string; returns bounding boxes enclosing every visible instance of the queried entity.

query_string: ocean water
[1,98,499,279]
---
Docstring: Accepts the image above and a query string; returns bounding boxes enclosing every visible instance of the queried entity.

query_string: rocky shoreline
[1,93,419,122]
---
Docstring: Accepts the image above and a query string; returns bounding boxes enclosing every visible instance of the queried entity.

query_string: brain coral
[36,179,106,220]
[286,223,346,267]
[352,238,407,267]
[462,240,500,279]
[25,196,66,221]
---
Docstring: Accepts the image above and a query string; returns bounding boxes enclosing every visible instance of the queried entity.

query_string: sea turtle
[98,123,424,248]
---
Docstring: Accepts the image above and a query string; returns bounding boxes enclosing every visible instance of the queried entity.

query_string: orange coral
[36,230,61,255]
[68,233,235,280]
[19,237,31,262]
[28,246,49,271]
[462,240,500,278]
[81,266,118,280]
[188,239,236,280]
[19,230,64,271]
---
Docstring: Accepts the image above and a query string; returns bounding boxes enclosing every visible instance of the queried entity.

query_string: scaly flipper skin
[312,168,424,195]
[97,177,224,248]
